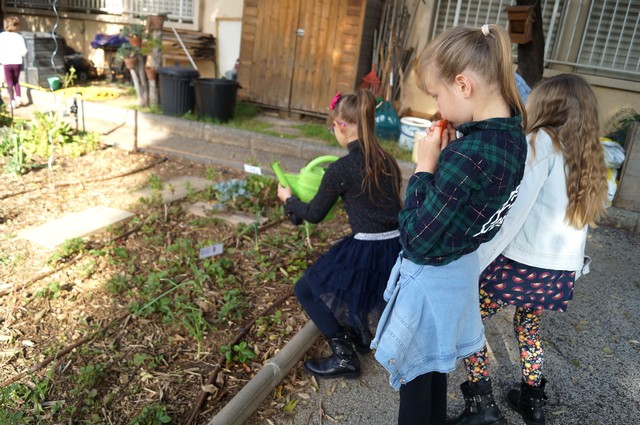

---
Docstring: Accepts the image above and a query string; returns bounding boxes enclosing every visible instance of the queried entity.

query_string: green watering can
[271,155,339,203]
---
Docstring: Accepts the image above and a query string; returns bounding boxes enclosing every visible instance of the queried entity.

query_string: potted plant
[116,43,139,70]
[121,24,145,47]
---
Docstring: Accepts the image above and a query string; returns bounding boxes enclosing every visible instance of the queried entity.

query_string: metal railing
[2,0,194,24]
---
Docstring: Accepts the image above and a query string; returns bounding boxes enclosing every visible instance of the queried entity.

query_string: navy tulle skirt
[300,234,401,329]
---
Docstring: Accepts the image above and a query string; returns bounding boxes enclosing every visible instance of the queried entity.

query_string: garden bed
[0,122,351,423]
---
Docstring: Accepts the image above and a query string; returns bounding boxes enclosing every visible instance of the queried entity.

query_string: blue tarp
[91,34,128,49]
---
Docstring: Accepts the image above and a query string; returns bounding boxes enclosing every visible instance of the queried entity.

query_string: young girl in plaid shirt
[371,24,527,424]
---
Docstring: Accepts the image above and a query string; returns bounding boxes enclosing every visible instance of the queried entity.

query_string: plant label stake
[199,243,223,259]
[244,164,262,175]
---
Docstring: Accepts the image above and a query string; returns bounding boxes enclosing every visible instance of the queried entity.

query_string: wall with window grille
[431,0,639,83]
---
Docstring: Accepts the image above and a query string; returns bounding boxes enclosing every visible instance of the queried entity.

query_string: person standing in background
[0,16,28,108]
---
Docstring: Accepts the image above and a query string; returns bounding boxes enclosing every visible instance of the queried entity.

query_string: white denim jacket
[476,129,591,277]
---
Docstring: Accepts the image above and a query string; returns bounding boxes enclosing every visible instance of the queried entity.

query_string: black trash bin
[194,78,240,122]
[157,67,200,116]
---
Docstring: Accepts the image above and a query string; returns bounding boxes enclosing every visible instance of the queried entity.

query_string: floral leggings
[463,288,544,387]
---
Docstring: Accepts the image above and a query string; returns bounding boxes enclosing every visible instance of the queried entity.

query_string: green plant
[220,341,256,364]
[116,42,138,59]
[255,310,283,337]
[48,237,86,265]
[130,402,171,425]
[132,353,162,369]
[36,281,62,299]
[0,368,55,420]
[214,178,248,203]
[3,130,26,175]
[217,288,248,322]
[140,36,163,56]
[71,363,106,396]
[181,306,210,358]
[0,103,13,127]
[120,23,145,38]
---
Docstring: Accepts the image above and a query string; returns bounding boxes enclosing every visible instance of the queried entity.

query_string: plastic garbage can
[194,78,240,122]
[157,67,200,116]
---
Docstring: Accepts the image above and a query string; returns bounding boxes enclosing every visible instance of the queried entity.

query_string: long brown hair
[414,24,526,128]
[526,74,608,228]
[331,89,402,205]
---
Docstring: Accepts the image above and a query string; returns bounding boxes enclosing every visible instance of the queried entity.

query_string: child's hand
[437,120,455,150]
[277,184,292,203]
[413,119,451,173]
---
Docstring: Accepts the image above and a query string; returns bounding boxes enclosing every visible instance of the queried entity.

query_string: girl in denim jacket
[453,74,608,425]
[371,24,527,424]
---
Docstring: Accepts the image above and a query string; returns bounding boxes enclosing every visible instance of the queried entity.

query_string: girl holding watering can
[277,89,403,379]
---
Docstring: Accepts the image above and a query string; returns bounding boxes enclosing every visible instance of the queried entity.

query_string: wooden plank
[238,0,258,99]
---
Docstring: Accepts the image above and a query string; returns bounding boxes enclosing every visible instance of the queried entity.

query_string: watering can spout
[271,161,289,188]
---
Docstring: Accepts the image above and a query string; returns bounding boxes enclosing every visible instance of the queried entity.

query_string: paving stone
[135,176,212,203]
[18,206,134,249]
[187,201,268,226]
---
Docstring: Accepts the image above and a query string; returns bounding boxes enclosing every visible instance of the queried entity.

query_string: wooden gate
[239,0,381,116]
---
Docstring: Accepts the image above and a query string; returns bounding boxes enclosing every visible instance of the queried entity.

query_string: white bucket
[399,117,432,150]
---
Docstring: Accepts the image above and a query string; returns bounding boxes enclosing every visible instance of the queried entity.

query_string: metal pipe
[171,27,198,70]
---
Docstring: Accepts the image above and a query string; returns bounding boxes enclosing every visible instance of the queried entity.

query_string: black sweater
[284,141,401,234]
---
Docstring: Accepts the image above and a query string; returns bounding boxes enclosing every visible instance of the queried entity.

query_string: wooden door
[239,0,367,115]
[241,0,300,109]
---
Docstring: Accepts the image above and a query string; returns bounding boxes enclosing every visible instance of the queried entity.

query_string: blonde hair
[526,74,608,228]
[415,24,526,128]
[331,89,402,205]
[3,16,21,32]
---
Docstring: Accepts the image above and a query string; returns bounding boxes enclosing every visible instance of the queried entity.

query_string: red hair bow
[329,92,342,111]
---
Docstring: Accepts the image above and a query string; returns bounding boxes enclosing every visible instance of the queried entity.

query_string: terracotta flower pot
[124,56,138,70]
[147,15,166,31]
[128,35,142,48]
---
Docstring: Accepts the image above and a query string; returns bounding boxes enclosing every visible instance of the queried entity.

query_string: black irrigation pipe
[0,155,168,200]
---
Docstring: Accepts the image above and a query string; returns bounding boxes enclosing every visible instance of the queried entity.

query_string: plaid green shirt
[400,115,526,266]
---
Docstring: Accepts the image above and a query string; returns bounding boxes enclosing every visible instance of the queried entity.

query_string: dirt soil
[0,145,349,423]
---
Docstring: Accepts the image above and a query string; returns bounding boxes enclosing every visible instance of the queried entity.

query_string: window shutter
[576,0,640,80]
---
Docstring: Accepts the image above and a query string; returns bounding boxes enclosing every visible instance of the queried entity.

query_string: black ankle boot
[507,379,547,425]
[453,380,506,425]
[303,332,360,379]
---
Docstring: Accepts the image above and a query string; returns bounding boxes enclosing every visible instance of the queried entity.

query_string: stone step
[18,206,135,250]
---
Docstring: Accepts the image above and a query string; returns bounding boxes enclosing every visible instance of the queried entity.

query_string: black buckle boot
[303,332,360,379]
[507,379,547,425]
[453,380,507,425]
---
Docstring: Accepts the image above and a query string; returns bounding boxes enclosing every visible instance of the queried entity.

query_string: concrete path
[273,226,640,425]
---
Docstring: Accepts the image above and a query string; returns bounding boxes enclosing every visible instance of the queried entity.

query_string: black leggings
[398,372,448,425]
[294,274,343,336]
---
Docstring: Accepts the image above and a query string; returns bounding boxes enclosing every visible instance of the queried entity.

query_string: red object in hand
[434,119,449,137]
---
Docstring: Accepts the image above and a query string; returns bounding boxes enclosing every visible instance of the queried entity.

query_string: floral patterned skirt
[480,254,576,312]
